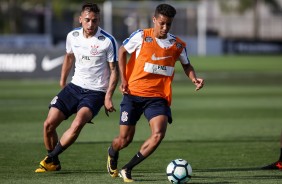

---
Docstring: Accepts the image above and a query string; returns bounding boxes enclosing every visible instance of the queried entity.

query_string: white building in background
[205,0,282,40]
[102,0,282,55]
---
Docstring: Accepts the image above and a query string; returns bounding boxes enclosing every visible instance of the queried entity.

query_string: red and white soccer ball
[166,159,192,184]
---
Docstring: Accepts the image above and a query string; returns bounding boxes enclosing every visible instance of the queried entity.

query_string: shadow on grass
[193,168,282,183]
[196,167,260,172]
[75,138,277,144]
[53,170,104,174]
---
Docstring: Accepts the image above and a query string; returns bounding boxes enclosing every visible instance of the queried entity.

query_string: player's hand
[192,78,204,91]
[104,99,116,117]
[59,80,67,89]
[119,82,129,94]
[104,106,116,117]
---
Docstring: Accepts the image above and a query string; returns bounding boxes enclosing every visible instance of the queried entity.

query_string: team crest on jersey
[169,39,176,44]
[145,36,153,42]
[90,45,99,55]
[72,31,79,37]
[98,36,105,41]
[176,43,183,49]
[121,111,128,122]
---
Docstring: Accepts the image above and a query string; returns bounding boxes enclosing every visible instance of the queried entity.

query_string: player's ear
[79,16,82,24]
[153,17,156,23]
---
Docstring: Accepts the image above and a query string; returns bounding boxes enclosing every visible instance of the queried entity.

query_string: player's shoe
[261,161,282,170]
[107,148,118,177]
[119,168,134,182]
[35,156,61,173]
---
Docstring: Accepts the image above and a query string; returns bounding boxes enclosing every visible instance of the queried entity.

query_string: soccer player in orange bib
[107,3,204,182]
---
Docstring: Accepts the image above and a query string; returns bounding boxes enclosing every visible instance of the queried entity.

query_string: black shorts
[49,83,105,119]
[119,94,172,125]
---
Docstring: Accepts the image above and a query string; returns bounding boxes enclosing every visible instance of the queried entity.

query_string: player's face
[153,14,173,39]
[79,10,100,38]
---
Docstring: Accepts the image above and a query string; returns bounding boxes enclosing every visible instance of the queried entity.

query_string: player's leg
[261,130,282,170]
[119,97,170,181]
[119,115,167,182]
[111,125,136,151]
[47,89,104,161]
[60,107,92,148]
[37,107,92,173]
[139,115,167,156]
[108,125,135,178]
[107,94,141,178]
[41,83,74,165]
[35,107,65,173]
[43,107,65,153]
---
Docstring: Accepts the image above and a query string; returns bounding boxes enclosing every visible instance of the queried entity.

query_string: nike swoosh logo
[41,55,64,71]
[151,53,172,61]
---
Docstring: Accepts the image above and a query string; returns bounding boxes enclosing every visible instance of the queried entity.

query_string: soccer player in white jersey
[35,3,119,172]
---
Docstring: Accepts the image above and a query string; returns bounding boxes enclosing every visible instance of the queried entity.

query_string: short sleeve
[123,30,143,54]
[66,33,73,54]
[107,38,119,62]
[179,47,190,64]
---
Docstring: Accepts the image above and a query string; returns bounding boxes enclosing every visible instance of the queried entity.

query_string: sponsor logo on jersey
[176,43,183,49]
[72,31,79,37]
[151,53,172,61]
[81,55,91,60]
[98,36,105,41]
[152,65,167,73]
[145,36,153,42]
[144,62,174,76]
[169,39,176,44]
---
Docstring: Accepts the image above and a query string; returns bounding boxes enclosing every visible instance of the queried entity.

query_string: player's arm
[179,47,204,91]
[60,53,74,88]
[182,63,204,91]
[104,61,119,116]
[181,63,204,91]
[118,46,129,94]
[118,29,143,94]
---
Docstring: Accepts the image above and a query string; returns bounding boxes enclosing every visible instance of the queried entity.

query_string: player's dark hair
[82,2,100,14]
[155,4,176,18]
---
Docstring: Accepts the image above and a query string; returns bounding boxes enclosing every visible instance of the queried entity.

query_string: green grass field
[0,55,282,183]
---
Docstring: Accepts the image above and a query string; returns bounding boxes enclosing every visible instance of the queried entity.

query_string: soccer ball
[166,159,192,184]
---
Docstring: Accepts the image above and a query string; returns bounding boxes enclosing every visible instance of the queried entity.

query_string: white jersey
[66,27,118,92]
[123,29,190,65]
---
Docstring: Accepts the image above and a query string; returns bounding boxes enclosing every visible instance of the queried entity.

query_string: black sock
[45,150,53,163]
[108,145,119,159]
[122,152,145,170]
[279,148,282,161]
[47,142,65,163]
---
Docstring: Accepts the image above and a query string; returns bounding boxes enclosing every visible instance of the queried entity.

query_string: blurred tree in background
[0,0,105,34]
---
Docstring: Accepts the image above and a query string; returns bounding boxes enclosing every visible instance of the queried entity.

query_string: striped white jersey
[66,27,118,92]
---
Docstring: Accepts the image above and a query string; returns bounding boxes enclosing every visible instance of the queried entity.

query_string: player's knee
[119,136,133,148]
[152,132,165,143]
[43,120,56,134]
[70,121,85,134]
